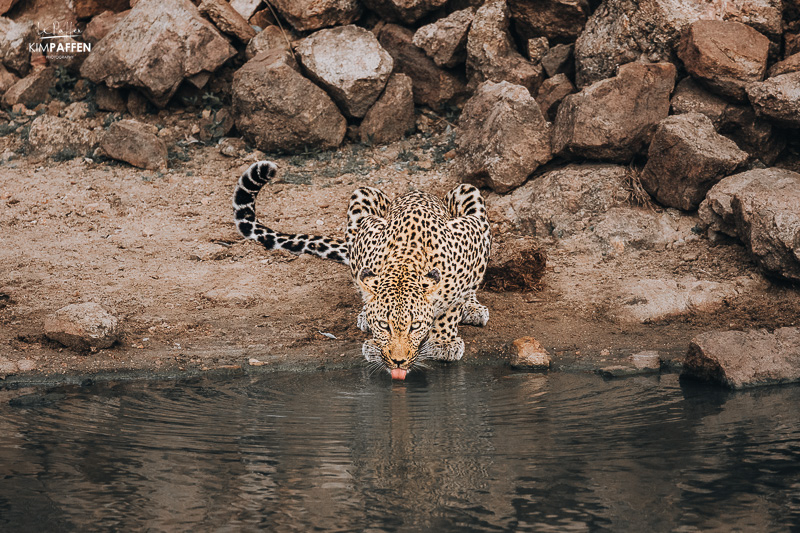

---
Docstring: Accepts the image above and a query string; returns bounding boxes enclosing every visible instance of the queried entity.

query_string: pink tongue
[391,368,408,380]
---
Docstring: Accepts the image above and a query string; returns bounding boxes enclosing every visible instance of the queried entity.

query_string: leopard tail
[232,161,350,265]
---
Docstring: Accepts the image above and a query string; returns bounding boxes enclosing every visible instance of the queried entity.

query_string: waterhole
[2,367,799,532]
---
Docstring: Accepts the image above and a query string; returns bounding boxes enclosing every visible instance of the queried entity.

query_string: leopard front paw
[421,337,465,361]
[357,309,370,333]
[461,303,489,327]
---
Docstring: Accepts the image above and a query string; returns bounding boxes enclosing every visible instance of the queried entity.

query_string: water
[2,367,800,532]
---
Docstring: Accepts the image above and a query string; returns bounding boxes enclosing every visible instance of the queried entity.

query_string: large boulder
[100,119,168,170]
[296,25,393,119]
[232,49,346,153]
[267,0,361,32]
[574,0,780,88]
[27,115,99,159]
[508,0,589,42]
[453,80,552,194]
[699,169,800,281]
[677,20,769,102]
[552,62,676,162]
[683,328,800,389]
[359,73,415,145]
[80,0,236,107]
[466,0,544,93]
[641,113,748,211]
[378,23,466,110]
[412,7,474,68]
[361,0,447,24]
[746,72,800,128]
[0,18,36,76]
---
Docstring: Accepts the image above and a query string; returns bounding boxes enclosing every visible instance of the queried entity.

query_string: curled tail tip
[234,161,278,240]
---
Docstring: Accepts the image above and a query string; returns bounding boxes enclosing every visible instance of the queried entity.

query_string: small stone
[0,17,36,76]
[2,67,56,108]
[509,336,551,369]
[62,101,91,121]
[508,0,589,42]
[198,0,256,43]
[218,136,247,157]
[527,37,549,63]
[268,0,362,31]
[535,72,574,121]
[100,119,168,170]
[631,351,661,370]
[44,302,120,351]
[541,43,573,78]
[361,0,447,24]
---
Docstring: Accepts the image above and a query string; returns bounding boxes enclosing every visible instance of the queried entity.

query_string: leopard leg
[357,307,370,333]
[461,290,489,327]
[346,187,391,245]
[419,304,465,362]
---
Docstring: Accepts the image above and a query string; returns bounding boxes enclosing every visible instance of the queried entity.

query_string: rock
[670,77,784,164]
[767,53,800,77]
[232,49,346,153]
[126,89,149,117]
[526,37,549,63]
[2,67,56,108]
[631,351,661,370]
[453,80,552,193]
[575,0,780,88]
[641,113,748,211]
[296,25,393,119]
[552,62,676,162]
[218,136,247,157]
[0,0,19,16]
[677,20,769,102]
[541,43,573,78]
[412,7,473,68]
[361,0,447,24]
[230,0,261,20]
[74,0,129,19]
[509,336,551,369]
[199,0,256,43]
[83,10,130,45]
[483,236,546,292]
[746,72,800,128]
[699,168,800,281]
[535,72,574,121]
[0,18,36,76]
[466,0,544,93]
[378,23,466,110]
[80,0,236,107]
[508,0,589,42]
[245,25,291,60]
[359,73,415,145]
[590,207,693,253]
[62,101,91,121]
[44,302,120,351]
[95,84,126,112]
[0,64,19,94]
[0,358,19,379]
[683,328,800,388]
[100,119,168,170]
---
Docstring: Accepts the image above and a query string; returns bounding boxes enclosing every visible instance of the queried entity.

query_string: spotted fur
[233,161,491,376]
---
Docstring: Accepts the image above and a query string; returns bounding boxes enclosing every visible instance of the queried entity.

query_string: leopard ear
[357,267,379,297]
[422,268,442,295]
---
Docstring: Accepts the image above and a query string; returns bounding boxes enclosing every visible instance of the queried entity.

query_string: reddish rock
[0,64,19,94]
[44,302,120,352]
[0,17,36,76]
[677,20,769,102]
[359,73,415,145]
[508,0,589,42]
[378,23,466,110]
[2,67,55,108]
[199,0,256,43]
[296,25,393,119]
[0,0,19,16]
[746,72,800,128]
[82,9,130,45]
[767,53,800,77]
[100,119,168,170]
[509,337,551,369]
[454,80,552,193]
[361,0,447,24]
[80,0,236,107]
[268,0,361,31]
[412,7,474,68]
[641,113,747,211]
[552,62,676,161]
[245,25,292,60]
[466,0,544,93]
[74,0,129,19]
[232,49,346,153]
[683,328,800,389]
[535,72,574,121]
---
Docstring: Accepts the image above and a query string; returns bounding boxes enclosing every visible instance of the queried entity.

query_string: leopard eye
[377,320,390,331]
[409,321,422,332]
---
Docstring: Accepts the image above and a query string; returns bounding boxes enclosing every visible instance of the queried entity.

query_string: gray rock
[361,0,447,24]
[412,7,474,68]
[552,62,676,162]
[541,43,574,78]
[296,25,393,119]
[746,72,800,128]
[359,73,415,145]
[232,49,346,153]
[28,114,99,159]
[2,67,56,108]
[677,20,769,102]
[378,23,466,110]
[467,0,544,93]
[100,119,168,170]
[44,302,120,351]
[508,0,589,42]
[0,17,36,76]
[683,328,800,389]
[267,0,361,31]
[453,80,552,193]
[95,84,126,112]
[80,0,236,107]
[535,72,574,121]
[641,113,748,211]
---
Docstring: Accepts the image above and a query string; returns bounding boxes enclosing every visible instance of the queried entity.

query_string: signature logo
[29,21,91,54]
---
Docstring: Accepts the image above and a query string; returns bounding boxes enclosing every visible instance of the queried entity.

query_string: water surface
[1,367,799,532]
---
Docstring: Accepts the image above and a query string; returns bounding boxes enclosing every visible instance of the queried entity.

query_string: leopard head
[357,264,442,379]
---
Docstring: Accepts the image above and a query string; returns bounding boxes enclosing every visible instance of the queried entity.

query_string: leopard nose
[390,358,407,366]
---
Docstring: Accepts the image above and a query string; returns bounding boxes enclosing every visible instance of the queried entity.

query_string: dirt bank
[2,131,799,386]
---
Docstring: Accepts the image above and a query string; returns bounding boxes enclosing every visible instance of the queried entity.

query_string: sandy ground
[2,129,800,385]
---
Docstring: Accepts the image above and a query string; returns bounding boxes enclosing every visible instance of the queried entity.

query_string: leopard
[233,160,491,380]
